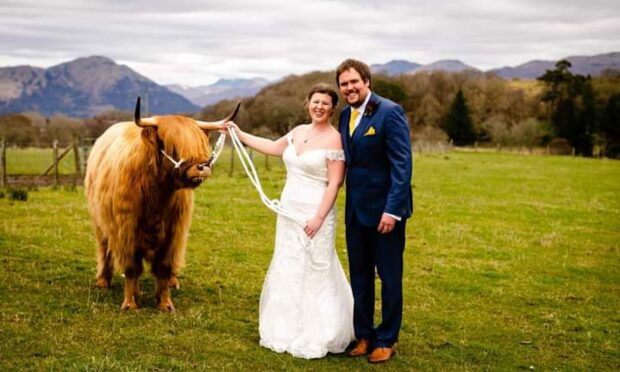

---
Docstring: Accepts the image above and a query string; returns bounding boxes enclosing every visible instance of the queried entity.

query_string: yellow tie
[348,109,359,136]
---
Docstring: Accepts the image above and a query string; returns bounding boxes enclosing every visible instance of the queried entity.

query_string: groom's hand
[377,213,396,234]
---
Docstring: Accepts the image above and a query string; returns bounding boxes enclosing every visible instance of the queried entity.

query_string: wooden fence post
[81,137,92,176]
[0,137,6,189]
[53,139,59,186]
[73,136,81,175]
[228,144,235,177]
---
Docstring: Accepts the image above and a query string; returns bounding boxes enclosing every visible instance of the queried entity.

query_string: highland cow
[85,98,238,311]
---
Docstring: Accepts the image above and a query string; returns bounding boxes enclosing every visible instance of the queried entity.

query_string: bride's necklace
[304,124,328,143]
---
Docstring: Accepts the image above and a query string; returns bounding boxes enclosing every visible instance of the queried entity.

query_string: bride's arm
[304,137,345,238]
[225,121,289,157]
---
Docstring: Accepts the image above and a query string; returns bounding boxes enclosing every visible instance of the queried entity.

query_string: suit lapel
[341,108,352,160]
[352,114,371,145]
[352,94,381,147]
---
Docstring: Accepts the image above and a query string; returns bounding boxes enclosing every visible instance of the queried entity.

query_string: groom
[337,59,413,363]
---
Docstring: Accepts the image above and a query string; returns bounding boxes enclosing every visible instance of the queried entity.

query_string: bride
[224,83,354,359]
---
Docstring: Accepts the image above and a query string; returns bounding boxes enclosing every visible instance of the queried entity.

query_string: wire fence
[1,138,460,187]
[0,137,92,187]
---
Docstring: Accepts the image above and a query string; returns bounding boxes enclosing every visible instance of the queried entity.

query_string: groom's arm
[383,105,412,218]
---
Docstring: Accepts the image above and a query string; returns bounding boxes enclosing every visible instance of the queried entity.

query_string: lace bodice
[282,133,345,200]
[283,131,345,181]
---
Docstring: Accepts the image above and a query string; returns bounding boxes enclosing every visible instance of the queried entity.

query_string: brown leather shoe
[368,346,396,363]
[348,339,370,357]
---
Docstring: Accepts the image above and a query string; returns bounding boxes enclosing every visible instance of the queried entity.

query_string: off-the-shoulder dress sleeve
[326,149,345,162]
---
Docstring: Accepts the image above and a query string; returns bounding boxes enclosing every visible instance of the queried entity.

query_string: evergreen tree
[601,93,620,158]
[538,60,595,155]
[574,79,596,156]
[443,89,476,145]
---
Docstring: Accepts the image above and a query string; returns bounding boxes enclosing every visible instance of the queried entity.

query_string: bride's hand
[220,121,241,136]
[304,216,323,239]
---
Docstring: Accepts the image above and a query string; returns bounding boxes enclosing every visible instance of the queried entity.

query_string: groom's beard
[346,89,369,108]
[348,93,365,108]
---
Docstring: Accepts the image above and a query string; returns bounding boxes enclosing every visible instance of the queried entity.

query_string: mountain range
[371,59,477,74]
[0,52,618,117]
[489,52,620,79]
[166,78,270,107]
[0,56,199,117]
[371,52,620,78]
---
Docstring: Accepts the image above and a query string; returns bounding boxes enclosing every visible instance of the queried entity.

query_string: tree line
[203,61,620,158]
[2,61,619,157]
[0,110,132,147]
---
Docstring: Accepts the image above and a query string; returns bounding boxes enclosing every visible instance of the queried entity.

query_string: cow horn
[196,101,241,130]
[134,96,158,128]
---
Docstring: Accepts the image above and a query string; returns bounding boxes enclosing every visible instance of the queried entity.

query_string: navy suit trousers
[346,212,406,348]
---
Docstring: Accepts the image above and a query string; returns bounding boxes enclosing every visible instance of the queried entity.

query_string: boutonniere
[363,100,378,117]
[364,126,376,136]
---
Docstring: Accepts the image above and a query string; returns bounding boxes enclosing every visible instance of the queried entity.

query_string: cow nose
[198,163,213,173]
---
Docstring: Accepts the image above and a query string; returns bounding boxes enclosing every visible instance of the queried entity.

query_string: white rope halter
[209,130,330,271]
[159,132,227,171]
[160,149,186,169]
[205,132,227,168]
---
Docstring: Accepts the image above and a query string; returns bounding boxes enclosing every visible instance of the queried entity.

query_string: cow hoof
[96,278,110,288]
[121,299,139,310]
[158,301,175,312]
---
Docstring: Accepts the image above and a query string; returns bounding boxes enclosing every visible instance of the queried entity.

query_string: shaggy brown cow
[85,98,238,311]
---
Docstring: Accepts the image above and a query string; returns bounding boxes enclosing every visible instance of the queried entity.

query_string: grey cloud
[1,0,619,85]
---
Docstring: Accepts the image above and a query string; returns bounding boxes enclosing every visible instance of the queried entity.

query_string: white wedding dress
[259,132,355,359]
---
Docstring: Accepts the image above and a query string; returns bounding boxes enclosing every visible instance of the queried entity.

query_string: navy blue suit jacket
[340,93,413,227]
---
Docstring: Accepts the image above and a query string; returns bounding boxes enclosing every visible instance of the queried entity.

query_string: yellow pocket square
[364,126,376,136]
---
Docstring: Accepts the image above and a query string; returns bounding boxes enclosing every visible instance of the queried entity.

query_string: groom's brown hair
[336,59,372,86]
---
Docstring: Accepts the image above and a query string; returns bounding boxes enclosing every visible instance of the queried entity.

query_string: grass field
[1,150,619,370]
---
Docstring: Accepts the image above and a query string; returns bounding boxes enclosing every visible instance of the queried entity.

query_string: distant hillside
[1,52,618,118]
[167,77,269,107]
[371,60,422,75]
[371,59,479,75]
[490,52,620,79]
[415,60,479,73]
[372,52,619,78]
[0,56,199,117]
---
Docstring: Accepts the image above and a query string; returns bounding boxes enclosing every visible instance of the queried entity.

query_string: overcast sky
[1,0,619,86]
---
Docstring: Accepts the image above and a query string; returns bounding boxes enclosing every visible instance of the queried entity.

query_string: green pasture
[0,151,618,370]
